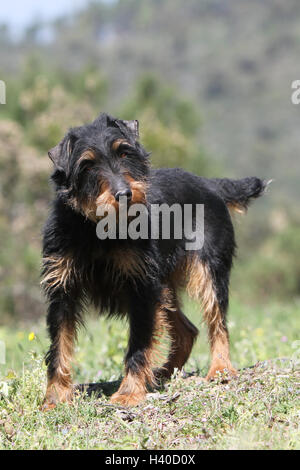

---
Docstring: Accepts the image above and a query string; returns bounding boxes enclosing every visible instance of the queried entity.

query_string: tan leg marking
[206,324,237,381]
[110,303,169,407]
[110,371,149,407]
[124,175,148,205]
[155,287,198,379]
[42,321,75,411]
[185,256,237,381]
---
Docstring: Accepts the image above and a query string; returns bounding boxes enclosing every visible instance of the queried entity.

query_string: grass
[0,297,299,450]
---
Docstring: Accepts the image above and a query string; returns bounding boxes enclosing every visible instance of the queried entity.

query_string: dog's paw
[205,364,238,382]
[41,384,73,411]
[153,367,172,382]
[110,391,145,407]
[41,400,57,412]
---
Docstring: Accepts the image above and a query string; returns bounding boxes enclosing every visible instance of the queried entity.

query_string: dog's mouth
[96,178,147,212]
[74,179,148,223]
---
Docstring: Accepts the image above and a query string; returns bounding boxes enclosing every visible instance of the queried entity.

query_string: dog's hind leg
[155,287,199,379]
[186,256,237,381]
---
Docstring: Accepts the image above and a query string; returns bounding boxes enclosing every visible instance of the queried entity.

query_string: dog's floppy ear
[48,143,62,167]
[48,135,76,170]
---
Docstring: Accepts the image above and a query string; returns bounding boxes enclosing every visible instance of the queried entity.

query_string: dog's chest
[104,248,147,281]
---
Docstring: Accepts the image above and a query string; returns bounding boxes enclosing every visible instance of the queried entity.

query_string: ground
[0,298,299,450]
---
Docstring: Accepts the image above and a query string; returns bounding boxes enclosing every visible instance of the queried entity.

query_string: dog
[41,112,267,409]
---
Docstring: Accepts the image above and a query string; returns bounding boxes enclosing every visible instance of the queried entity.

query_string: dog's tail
[211,177,270,214]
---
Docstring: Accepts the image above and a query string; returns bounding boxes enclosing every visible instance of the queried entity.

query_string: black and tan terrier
[41,112,267,409]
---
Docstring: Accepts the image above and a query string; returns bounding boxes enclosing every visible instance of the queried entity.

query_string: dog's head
[48,113,149,222]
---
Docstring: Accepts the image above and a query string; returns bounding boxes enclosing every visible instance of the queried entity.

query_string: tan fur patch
[170,255,236,380]
[69,195,99,223]
[81,198,99,222]
[41,255,76,294]
[112,139,129,151]
[96,181,119,215]
[184,256,222,331]
[110,296,171,406]
[110,371,147,406]
[70,172,146,223]
[176,255,237,380]
[76,149,96,166]
[108,248,148,280]
[110,359,153,407]
[55,322,75,386]
[69,179,118,223]
[146,294,172,372]
[43,321,75,408]
[156,288,199,378]
[124,175,148,205]
[227,202,246,215]
[205,330,237,381]
[169,255,223,334]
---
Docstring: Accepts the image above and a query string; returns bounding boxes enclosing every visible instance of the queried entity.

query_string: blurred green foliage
[233,224,300,302]
[121,75,209,171]
[0,0,299,323]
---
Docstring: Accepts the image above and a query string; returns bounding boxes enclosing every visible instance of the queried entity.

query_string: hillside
[1,0,299,206]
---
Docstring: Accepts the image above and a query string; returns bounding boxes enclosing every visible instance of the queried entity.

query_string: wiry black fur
[42,112,266,401]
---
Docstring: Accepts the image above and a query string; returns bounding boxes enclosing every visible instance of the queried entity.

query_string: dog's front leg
[42,292,81,411]
[110,288,159,407]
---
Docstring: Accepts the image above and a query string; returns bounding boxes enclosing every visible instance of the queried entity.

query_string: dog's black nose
[115,189,132,202]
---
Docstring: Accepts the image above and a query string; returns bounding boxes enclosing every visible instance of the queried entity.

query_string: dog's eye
[118,143,134,159]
